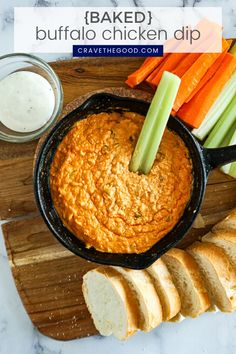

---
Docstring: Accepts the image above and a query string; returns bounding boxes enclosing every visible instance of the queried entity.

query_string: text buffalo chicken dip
[50,111,193,253]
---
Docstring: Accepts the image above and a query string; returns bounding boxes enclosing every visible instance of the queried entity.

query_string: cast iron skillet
[34,93,236,269]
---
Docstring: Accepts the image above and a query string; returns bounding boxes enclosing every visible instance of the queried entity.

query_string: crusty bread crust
[168,313,186,323]
[188,242,236,312]
[202,230,236,268]
[82,267,139,339]
[147,259,181,321]
[213,208,236,231]
[162,248,210,316]
[203,230,236,243]
[82,209,236,340]
[112,266,162,332]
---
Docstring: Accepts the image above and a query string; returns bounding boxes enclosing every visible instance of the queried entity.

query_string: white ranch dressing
[0,71,55,132]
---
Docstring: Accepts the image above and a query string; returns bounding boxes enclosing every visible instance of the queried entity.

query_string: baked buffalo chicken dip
[50,111,192,253]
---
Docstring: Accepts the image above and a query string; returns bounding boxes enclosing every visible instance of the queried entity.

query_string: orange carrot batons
[185,40,233,102]
[173,38,229,112]
[125,54,168,88]
[150,53,186,86]
[177,53,236,128]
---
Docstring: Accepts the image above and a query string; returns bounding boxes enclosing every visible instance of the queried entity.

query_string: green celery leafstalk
[227,129,236,177]
[221,163,231,174]
[218,42,236,175]
[204,95,236,148]
[230,42,236,57]
[193,43,236,141]
[229,161,236,178]
[221,120,236,147]
[192,72,236,140]
[129,71,181,174]
[220,121,236,173]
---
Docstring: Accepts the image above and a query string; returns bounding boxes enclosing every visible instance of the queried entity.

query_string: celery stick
[220,121,236,173]
[230,42,236,57]
[204,95,236,148]
[229,161,236,178]
[221,120,236,147]
[141,76,181,174]
[129,71,181,174]
[192,72,236,140]
[220,124,236,174]
[193,43,236,141]
[221,162,231,174]
[226,129,236,177]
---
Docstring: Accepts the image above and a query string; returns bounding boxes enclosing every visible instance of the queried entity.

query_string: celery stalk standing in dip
[129,71,181,174]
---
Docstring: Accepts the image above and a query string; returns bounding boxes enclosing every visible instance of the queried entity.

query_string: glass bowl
[0,53,63,143]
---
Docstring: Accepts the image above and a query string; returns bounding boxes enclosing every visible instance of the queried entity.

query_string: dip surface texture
[50,111,192,254]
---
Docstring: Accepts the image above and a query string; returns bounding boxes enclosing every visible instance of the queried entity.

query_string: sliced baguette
[82,267,139,340]
[146,259,181,321]
[188,242,236,312]
[202,230,236,269]
[162,248,210,317]
[213,209,236,231]
[168,313,186,323]
[112,266,162,332]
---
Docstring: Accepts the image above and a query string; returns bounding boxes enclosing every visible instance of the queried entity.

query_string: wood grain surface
[1,56,236,341]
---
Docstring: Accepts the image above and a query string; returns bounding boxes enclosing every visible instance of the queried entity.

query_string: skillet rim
[34,92,207,269]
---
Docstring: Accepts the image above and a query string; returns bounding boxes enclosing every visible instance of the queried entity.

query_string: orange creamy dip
[50,111,192,253]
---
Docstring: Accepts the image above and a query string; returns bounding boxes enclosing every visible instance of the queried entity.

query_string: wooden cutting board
[1,56,236,341]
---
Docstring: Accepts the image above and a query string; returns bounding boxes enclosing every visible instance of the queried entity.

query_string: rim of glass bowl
[0,53,64,143]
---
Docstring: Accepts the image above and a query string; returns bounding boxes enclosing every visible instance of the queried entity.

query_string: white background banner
[14,7,222,53]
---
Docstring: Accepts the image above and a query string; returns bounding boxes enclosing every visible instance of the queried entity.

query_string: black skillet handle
[203,145,236,174]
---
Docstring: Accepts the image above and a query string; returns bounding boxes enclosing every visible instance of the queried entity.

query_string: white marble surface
[0,0,236,353]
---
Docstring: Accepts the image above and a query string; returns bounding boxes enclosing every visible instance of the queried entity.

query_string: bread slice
[202,230,236,269]
[112,266,162,332]
[82,267,139,340]
[146,259,181,321]
[213,209,236,231]
[168,313,186,323]
[188,242,236,312]
[162,248,210,317]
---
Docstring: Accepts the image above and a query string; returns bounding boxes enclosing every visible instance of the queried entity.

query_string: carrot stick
[173,38,229,112]
[149,24,222,87]
[164,18,221,54]
[148,35,229,87]
[126,23,202,88]
[185,40,233,102]
[170,31,220,78]
[177,53,236,128]
[146,58,168,84]
[185,52,227,103]
[227,39,233,48]
[125,54,168,88]
[172,53,202,78]
[140,57,152,67]
[149,53,186,86]
[125,19,222,88]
